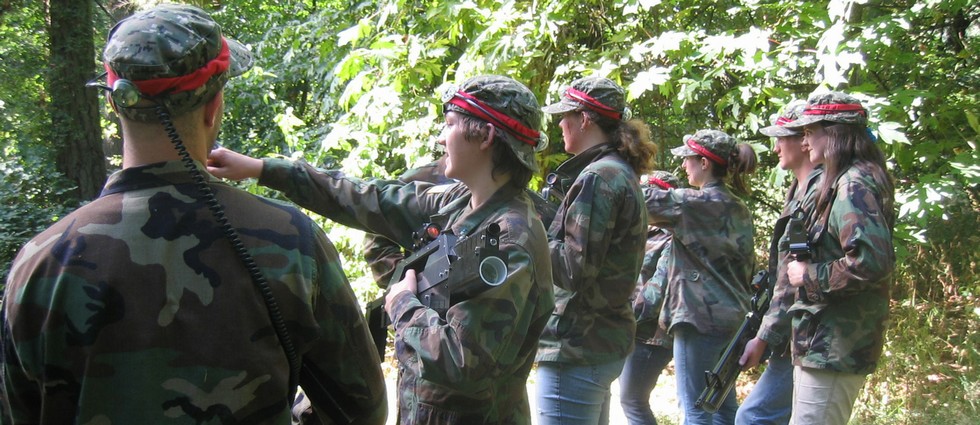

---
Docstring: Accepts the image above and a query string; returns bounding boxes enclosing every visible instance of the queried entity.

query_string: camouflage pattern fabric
[259,158,555,425]
[0,161,386,424]
[755,166,823,355]
[783,91,869,128]
[645,181,755,337]
[536,143,647,365]
[363,159,453,288]
[631,228,673,347]
[101,4,253,121]
[788,162,894,374]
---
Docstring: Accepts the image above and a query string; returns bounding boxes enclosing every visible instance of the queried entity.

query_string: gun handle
[364,297,389,360]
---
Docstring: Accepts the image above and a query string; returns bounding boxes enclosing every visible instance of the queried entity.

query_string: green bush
[0,158,77,287]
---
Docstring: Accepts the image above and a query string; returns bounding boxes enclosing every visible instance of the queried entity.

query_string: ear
[203,91,223,128]
[480,123,497,150]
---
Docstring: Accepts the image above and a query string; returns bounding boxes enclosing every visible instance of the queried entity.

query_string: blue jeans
[673,324,738,425]
[536,359,626,425]
[735,353,794,425]
[619,343,673,425]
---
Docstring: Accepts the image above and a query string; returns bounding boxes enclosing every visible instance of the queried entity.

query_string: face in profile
[774,134,807,171]
[558,111,585,154]
[802,124,830,165]
[438,111,483,182]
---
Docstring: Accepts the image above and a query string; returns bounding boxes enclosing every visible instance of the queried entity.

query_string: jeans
[790,366,866,425]
[735,353,794,425]
[673,324,738,425]
[536,359,627,425]
[619,343,673,425]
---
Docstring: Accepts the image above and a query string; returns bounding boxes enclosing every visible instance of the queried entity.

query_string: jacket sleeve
[301,227,387,425]
[386,241,538,392]
[643,187,685,228]
[259,158,435,248]
[756,254,795,347]
[802,176,894,299]
[549,171,618,292]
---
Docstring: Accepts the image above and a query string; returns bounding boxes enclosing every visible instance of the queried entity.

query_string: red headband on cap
[803,103,866,116]
[686,138,728,166]
[106,38,231,97]
[447,91,541,147]
[565,87,622,120]
[647,176,675,190]
[775,116,794,126]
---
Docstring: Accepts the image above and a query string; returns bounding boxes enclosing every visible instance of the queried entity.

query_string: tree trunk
[47,0,105,202]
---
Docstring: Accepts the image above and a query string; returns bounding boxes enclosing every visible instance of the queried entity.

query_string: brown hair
[582,111,657,175]
[813,122,894,226]
[707,143,758,197]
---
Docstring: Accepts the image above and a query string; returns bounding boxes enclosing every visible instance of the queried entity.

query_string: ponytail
[583,111,657,175]
[708,142,757,197]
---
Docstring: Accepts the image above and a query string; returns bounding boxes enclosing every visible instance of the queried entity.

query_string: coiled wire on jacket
[154,104,300,400]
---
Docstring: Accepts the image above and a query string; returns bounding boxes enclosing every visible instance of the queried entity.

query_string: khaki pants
[790,366,866,425]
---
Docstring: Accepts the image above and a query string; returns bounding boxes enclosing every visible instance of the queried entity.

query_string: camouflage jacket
[0,161,386,425]
[536,144,646,365]
[632,228,673,346]
[756,167,823,356]
[645,181,755,336]
[362,160,454,288]
[259,158,554,425]
[789,162,894,374]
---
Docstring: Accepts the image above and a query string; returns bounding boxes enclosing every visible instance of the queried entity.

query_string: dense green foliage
[1,0,977,423]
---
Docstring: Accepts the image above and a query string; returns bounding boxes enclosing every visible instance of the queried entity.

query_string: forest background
[1,0,977,423]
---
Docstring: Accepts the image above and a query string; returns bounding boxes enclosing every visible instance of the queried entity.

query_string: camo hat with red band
[759,99,806,137]
[103,3,253,121]
[783,91,868,128]
[670,129,736,167]
[643,170,681,190]
[542,76,632,121]
[442,75,546,172]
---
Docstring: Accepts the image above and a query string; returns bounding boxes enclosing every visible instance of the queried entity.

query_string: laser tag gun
[364,223,443,358]
[787,207,811,262]
[391,223,509,317]
[540,172,568,207]
[786,206,814,302]
[695,269,771,413]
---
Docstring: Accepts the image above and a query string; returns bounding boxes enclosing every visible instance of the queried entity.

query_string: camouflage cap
[783,91,868,129]
[670,129,736,166]
[542,76,632,121]
[442,75,546,172]
[642,170,681,190]
[102,3,253,121]
[759,99,806,137]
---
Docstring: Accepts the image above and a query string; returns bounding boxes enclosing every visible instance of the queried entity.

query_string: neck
[574,125,610,155]
[792,161,817,182]
[120,121,209,168]
[467,172,510,210]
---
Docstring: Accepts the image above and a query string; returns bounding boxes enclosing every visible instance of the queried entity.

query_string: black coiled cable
[155,105,301,400]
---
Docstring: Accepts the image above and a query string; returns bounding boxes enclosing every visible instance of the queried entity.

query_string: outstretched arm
[207,147,264,180]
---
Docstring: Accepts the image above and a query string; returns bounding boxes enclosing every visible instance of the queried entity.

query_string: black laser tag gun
[787,207,813,302]
[787,207,811,261]
[695,269,771,413]
[389,223,509,317]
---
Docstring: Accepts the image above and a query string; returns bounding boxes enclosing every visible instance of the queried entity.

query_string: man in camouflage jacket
[208,75,555,424]
[737,100,821,425]
[783,92,895,425]
[0,5,386,424]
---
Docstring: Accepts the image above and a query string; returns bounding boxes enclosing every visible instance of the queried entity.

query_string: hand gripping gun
[365,223,509,358]
[695,269,771,413]
[390,223,509,316]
